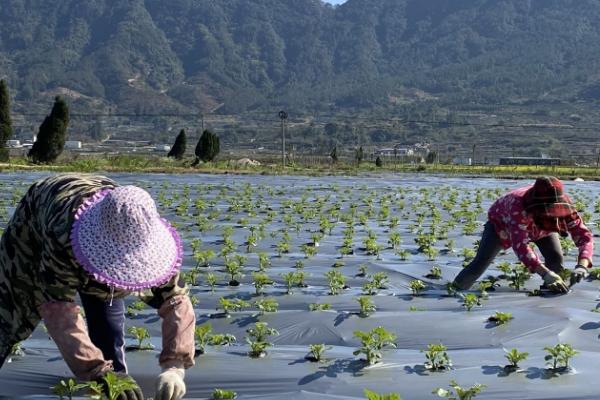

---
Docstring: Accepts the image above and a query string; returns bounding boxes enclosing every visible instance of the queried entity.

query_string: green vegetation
[28,97,69,163]
[504,348,529,369]
[364,389,401,400]
[212,389,237,399]
[50,378,87,400]
[127,326,153,350]
[353,326,397,366]
[167,129,187,160]
[409,279,426,296]
[434,381,486,400]
[423,343,452,371]
[488,311,513,326]
[544,343,578,370]
[246,322,279,358]
[0,80,12,162]
[462,294,481,312]
[195,129,220,163]
[307,344,331,362]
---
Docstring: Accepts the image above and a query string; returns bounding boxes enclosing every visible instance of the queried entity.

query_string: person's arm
[566,213,594,267]
[140,273,195,400]
[140,273,195,368]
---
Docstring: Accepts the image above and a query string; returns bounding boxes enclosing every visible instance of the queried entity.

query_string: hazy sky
[324,0,347,5]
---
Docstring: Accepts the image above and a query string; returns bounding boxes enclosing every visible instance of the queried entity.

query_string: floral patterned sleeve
[508,213,543,272]
[566,213,594,266]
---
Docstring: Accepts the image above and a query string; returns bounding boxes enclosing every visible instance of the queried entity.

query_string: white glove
[155,367,186,400]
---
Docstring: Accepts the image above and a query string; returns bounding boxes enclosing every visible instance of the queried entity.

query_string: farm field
[0,172,600,399]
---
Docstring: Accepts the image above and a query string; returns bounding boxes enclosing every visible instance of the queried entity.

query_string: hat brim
[70,189,183,291]
[526,202,576,218]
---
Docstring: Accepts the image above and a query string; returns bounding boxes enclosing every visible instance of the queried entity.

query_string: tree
[355,146,364,166]
[168,129,187,160]
[28,96,69,163]
[194,129,220,163]
[330,145,338,163]
[375,156,383,167]
[0,80,12,162]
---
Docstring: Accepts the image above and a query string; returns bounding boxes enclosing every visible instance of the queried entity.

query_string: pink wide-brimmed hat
[70,186,183,290]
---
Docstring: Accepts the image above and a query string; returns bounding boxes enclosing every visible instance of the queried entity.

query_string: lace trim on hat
[70,188,183,291]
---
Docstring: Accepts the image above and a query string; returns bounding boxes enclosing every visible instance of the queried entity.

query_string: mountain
[1,0,600,115]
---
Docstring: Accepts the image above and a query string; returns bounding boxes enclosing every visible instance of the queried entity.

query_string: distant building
[65,141,82,149]
[6,140,21,148]
[499,157,561,166]
[452,157,472,165]
[375,147,415,157]
[155,145,171,153]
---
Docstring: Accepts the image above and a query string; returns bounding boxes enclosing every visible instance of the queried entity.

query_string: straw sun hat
[70,186,183,290]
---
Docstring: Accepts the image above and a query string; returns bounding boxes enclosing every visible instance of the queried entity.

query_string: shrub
[167,129,187,160]
[195,129,220,162]
[28,96,69,163]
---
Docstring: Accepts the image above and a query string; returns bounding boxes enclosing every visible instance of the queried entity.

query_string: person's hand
[569,265,589,286]
[95,372,144,400]
[542,271,569,293]
[155,367,186,400]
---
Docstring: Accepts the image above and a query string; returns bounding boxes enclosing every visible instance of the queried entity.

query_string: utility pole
[279,110,288,167]
[472,143,476,166]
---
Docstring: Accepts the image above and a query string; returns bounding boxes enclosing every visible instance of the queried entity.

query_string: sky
[324,0,347,5]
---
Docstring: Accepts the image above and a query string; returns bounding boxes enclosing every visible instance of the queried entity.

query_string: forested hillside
[1,0,600,115]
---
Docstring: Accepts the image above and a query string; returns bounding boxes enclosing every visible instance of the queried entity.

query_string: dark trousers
[0,294,127,372]
[79,293,127,373]
[453,221,564,290]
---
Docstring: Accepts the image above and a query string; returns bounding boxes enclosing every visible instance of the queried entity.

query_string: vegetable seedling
[356,264,368,277]
[356,296,377,317]
[254,298,279,315]
[353,326,397,366]
[126,300,147,318]
[487,311,513,326]
[544,343,578,371]
[306,344,331,362]
[127,326,153,350]
[409,279,426,296]
[507,264,530,290]
[246,322,279,358]
[224,259,243,286]
[99,371,142,400]
[425,266,443,280]
[252,272,273,296]
[309,303,331,311]
[462,293,481,311]
[209,334,237,347]
[325,269,347,295]
[423,343,453,371]
[433,380,486,400]
[195,323,213,355]
[51,378,87,400]
[217,298,250,317]
[504,348,528,370]
[212,388,237,399]
[206,272,218,292]
[364,388,401,400]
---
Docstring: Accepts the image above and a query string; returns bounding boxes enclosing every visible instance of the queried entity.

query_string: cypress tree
[28,96,69,163]
[0,80,12,162]
[375,156,383,167]
[194,129,220,163]
[168,129,187,160]
[330,145,338,164]
[355,146,364,166]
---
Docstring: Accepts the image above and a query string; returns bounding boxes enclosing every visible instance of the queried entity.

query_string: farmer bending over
[0,174,194,400]
[453,176,593,294]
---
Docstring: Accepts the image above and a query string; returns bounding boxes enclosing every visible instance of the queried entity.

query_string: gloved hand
[570,265,589,286]
[542,271,569,293]
[96,372,144,400]
[155,367,186,400]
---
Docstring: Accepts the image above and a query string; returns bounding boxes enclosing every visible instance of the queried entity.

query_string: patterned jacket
[488,186,594,271]
[0,174,194,377]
